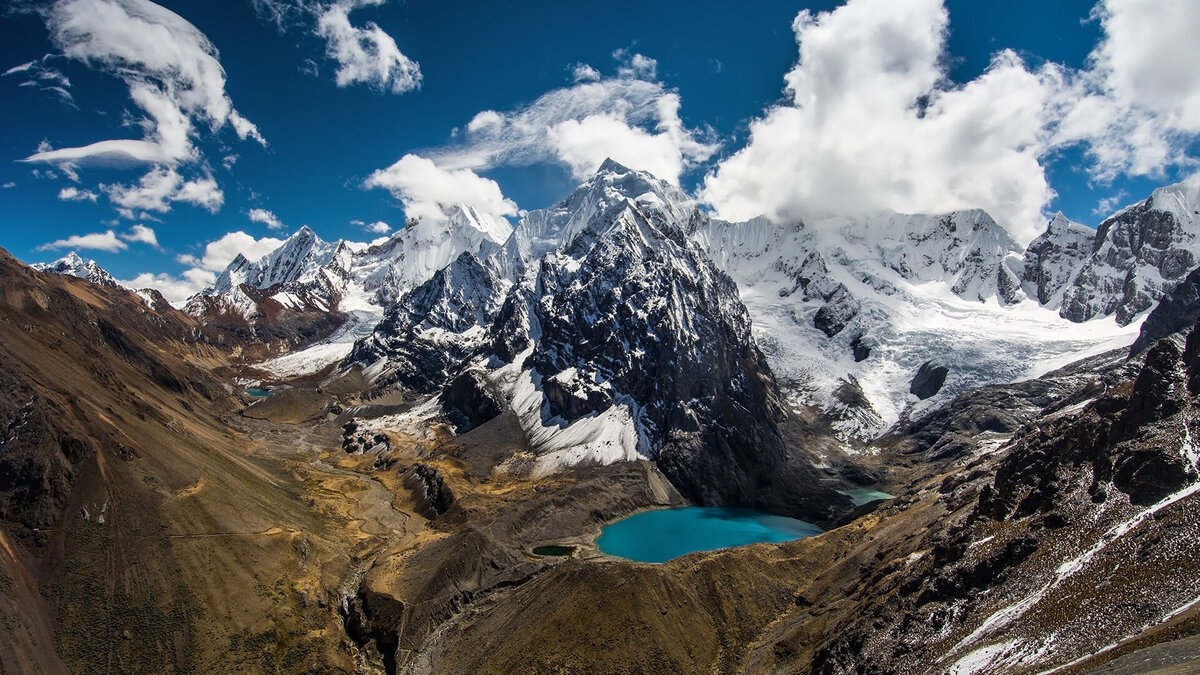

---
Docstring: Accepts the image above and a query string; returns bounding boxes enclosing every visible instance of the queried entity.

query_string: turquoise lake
[595,507,824,563]
[244,388,273,398]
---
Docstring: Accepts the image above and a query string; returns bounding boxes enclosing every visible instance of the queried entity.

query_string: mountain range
[85,160,1196,448]
[13,160,1200,674]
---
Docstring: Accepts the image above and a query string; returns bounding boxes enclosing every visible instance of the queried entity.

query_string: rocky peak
[1021,212,1095,306]
[1059,178,1200,325]
[32,251,119,288]
[513,159,695,264]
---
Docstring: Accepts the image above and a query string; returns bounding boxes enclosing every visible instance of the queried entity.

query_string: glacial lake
[244,388,273,398]
[596,506,824,563]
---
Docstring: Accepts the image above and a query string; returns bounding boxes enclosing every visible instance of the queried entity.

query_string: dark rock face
[519,195,843,519]
[0,389,88,531]
[813,285,861,337]
[764,324,1200,675]
[909,361,949,400]
[345,253,505,393]
[1022,214,1095,305]
[1130,263,1200,354]
[540,371,611,423]
[850,334,871,362]
[439,371,502,433]
[402,464,455,519]
[1060,200,1196,325]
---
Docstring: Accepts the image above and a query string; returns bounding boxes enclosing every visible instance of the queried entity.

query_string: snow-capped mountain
[185,203,513,370]
[343,159,847,519]
[190,162,1200,452]
[31,251,119,288]
[1059,179,1200,325]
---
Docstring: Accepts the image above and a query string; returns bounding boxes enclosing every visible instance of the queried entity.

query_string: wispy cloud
[19,0,262,219]
[248,207,285,230]
[3,57,75,107]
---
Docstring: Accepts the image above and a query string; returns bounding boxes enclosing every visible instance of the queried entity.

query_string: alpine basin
[596,506,823,563]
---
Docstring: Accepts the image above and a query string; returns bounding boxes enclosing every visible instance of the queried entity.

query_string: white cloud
[572,63,600,83]
[103,166,223,216]
[135,230,285,305]
[364,220,390,234]
[24,0,264,168]
[315,0,421,94]
[428,55,716,185]
[1,182,14,189]
[251,0,419,93]
[120,223,159,247]
[697,0,1061,242]
[183,230,284,272]
[248,207,285,230]
[120,268,215,305]
[4,57,75,106]
[37,230,128,253]
[19,0,262,219]
[700,0,1200,243]
[58,186,98,202]
[1053,0,1200,180]
[614,49,657,80]
[365,153,518,224]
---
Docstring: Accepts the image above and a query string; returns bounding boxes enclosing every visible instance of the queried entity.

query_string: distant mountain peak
[32,251,119,288]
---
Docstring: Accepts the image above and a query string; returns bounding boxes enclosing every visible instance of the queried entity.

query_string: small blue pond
[596,506,823,563]
[839,488,894,506]
[244,388,273,398]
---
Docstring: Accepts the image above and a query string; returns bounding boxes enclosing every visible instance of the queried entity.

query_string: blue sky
[1,0,1198,302]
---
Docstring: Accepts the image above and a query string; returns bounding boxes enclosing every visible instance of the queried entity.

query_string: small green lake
[596,506,823,564]
[244,388,273,398]
[839,489,894,506]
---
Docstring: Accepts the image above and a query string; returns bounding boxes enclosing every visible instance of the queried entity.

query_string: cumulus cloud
[572,63,601,83]
[248,207,285,230]
[136,230,285,305]
[251,0,421,94]
[120,268,215,305]
[103,166,223,217]
[428,53,716,185]
[364,220,390,234]
[120,223,159,247]
[700,0,1200,243]
[365,154,518,224]
[37,230,127,252]
[58,186,98,202]
[177,230,284,272]
[19,0,262,219]
[700,0,1064,242]
[1054,0,1200,180]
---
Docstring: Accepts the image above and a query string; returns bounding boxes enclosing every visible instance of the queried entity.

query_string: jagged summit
[31,251,119,288]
